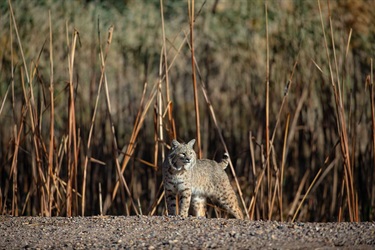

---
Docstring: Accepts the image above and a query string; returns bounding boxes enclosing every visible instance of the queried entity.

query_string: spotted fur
[162,139,243,219]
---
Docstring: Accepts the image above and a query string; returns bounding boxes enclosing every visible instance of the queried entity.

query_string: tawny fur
[162,139,243,219]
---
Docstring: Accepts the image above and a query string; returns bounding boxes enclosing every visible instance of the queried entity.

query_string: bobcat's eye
[179,153,186,158]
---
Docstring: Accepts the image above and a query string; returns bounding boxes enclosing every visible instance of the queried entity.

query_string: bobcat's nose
[183,157,191,163]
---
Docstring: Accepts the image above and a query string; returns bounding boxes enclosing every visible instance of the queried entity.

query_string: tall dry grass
[0,0,374,221]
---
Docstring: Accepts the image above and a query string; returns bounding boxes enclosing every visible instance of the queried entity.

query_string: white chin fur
[184,162,194,170]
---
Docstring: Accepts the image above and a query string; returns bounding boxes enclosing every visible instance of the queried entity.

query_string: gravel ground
[1,215,374,249]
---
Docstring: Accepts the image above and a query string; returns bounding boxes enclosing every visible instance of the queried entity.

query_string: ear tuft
[187,139,196,148]
[171,140,180,149]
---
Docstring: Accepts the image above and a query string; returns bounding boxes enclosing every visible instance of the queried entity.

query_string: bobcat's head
[168,139,196,171]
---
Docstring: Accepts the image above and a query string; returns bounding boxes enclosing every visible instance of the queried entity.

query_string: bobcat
[162,139,243,219]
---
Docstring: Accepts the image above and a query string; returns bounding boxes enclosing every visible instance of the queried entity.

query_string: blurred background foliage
[0,0,375,221]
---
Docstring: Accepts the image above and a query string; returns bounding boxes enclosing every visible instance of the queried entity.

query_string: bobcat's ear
[171,139,180,149]
[187,139,196,148]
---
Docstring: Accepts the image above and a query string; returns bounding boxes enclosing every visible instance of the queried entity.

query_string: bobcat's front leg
[179,188,192,217]
[165,189,177,215]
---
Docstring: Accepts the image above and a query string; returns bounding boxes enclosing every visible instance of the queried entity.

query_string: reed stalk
[66,28,79,217]
[318,0,357,222]
[102,27,139,215]
[110,27,190,206]
[47,10,55,217]
[279,113,290,221]
[264,0,271,219]
[82,23,114,216]
[160,0,175,142]
[292,168,322,222]
[370,59,375,216]
[10,0,47,216]
[188,0,202,159]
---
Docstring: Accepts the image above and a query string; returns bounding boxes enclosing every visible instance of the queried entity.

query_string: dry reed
[0,0,374,222]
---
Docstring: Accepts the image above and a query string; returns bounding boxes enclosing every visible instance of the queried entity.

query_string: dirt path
[1,215,374,249]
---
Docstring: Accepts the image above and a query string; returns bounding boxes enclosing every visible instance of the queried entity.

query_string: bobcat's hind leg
[216,190,244,219]
[191,196,207,217]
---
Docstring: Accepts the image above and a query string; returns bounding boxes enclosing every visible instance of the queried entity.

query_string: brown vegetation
[0,0,374,221]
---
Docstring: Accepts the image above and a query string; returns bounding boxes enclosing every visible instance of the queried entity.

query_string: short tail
[219,152,230,169]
